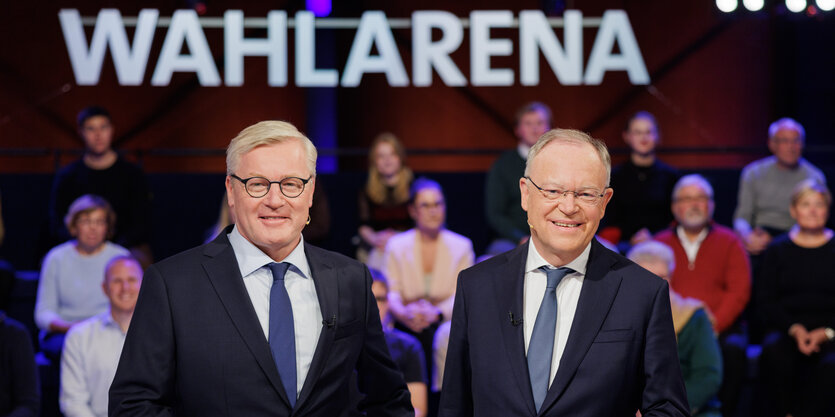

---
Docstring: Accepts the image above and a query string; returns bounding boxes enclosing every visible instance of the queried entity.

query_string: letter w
[59,9,158,85]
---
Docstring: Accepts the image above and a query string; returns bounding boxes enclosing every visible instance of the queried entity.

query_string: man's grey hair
[768,117,805,143]
[524,129,611,187]
[627,240,676,274]
[672,174,714,201]
[226,121,317,176]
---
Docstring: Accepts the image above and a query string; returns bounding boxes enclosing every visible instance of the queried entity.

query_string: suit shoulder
[151,242,213,273]
[306,244,368,271]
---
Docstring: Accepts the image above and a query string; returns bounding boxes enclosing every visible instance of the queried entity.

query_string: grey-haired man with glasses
[110,121,412,417]
[439,129,688,416]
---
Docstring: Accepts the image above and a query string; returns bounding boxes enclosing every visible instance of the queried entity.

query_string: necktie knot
[540,266,572,289]
[269,262,290,282]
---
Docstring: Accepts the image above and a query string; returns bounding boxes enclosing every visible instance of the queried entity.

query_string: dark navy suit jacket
[109,227,412,416]
[438,240,689,416]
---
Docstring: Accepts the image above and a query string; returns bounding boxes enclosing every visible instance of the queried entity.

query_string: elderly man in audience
[60,255,142,417]
[655,174,750,416]
[628,241,723,417]
[733,117,826,255]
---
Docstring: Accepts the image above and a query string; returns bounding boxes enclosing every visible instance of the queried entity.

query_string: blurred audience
[383,177,474,386]
[654,174,750,416]
[35,195,129,360]
[0,191,13,310]
[60,256,142,417]
[358,133,414,270]
[484,102,551,252]
[733,118,826,255]
[0,311,39,417]
[370,270,428,417]
[629,241,723,417]
[601,111,680,253]
[48,106,153,267]
[756,179,835,417]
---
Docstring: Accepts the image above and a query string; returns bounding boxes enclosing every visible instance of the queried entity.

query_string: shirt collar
[517,143,531,160]
[525,240,591,275]
[228,225,311,279]
[675,225,709,245]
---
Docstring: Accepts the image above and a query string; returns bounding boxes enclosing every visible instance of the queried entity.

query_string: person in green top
[629,240,723,417]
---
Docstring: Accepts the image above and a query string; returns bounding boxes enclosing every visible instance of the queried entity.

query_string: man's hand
[790,324,817,356]
[743,227,771,255]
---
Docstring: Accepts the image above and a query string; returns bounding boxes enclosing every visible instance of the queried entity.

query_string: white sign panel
[59,9,650,87]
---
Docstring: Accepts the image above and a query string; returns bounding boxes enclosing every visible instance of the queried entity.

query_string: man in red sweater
[655,174,750,417]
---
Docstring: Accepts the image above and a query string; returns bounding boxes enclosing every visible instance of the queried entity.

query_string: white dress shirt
[676,226,709,269]
[60,311,126,417]
[228,226,322,400]
[523,242,591,388]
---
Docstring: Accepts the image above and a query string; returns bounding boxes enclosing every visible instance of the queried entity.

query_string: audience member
[60,256,143,417]
[756,179,835,417]
[48,106,153,266]
[733,118,826,255]
[654,174,750,416]
[370,270,428,417]
[0,311,39,417]
[484,102,551,251]
[358,133,414,269]
[35,194,129,360]
[628,241,723,417]
[383,178,474,385]
[601,111,680,253]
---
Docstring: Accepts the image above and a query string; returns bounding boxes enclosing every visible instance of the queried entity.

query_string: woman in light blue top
[35,194,129,359]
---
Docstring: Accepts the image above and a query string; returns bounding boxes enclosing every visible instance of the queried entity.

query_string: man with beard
[655,174,751,417]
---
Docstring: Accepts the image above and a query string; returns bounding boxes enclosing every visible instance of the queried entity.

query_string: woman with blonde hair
[756,179,835,417]
[358,133,414,269]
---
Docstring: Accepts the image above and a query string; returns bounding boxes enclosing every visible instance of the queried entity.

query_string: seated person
[371,270,428,417]
[35,195,129,359]
[734,117,826,255]
[485,102,551,251]
[756,180,835,417]
[628,241,723,417]
[383,178,474,383]
[654,174,750,415]
[358,133,414,270]
[600,111,680,253]
[48,106,153,266]
[0,311,39,417]
[60,256,142,417]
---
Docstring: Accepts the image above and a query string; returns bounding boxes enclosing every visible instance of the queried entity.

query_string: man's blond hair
[226,121,317,176]
[525,129,611,186]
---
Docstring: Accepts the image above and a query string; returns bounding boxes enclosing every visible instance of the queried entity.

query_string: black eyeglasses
[525,176,606,205]
[230,174,312,198]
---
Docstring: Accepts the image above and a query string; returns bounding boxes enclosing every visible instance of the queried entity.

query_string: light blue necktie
[268,262,297,407]
[527,266,571,412]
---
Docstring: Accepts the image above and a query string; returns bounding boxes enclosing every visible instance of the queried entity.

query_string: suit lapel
[294,244,339,410]
[494,243,538,417]
[200,234,291,406]
[539,240,623,414]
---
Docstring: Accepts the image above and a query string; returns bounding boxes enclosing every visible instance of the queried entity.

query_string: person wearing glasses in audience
[439,129,688,416]
[110,121,411,417]
[383,177,474,404]
[35,194,129,361]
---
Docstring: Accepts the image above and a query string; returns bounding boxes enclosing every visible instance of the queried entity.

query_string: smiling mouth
[260,215,289,221]
[552,221,580,228]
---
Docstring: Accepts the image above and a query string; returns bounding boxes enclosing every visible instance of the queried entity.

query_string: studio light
[743,0,765,11]
[817,0,835,11]
[717,0,738,12]
[786,0,808,12]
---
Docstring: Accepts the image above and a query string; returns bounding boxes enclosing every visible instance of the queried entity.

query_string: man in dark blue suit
[439,129,689,416]
[109,121,412,416]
